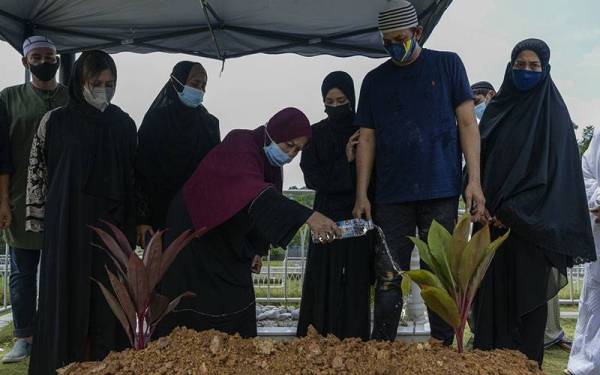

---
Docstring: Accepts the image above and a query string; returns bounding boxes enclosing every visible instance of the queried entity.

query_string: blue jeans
[9,247,40,338]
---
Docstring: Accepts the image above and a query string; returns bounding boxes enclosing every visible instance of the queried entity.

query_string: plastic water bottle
[311,218,374,243]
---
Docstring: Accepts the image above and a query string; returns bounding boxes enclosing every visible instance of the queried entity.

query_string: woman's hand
[307,212,342,244]
[136,224,154,248]
[346,130,361,162]
[251,255,262,274]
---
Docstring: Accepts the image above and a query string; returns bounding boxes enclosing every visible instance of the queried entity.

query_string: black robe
[155,187,312,338]
[297,119,373,340]
[473,60,596,365]
[136,100,220,230]
[27,103,137,374]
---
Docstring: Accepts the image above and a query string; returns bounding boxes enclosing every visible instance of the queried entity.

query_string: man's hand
[464,181,485,223]
[251,255,262,274]
[0,199,11,230]
[591,207,600,223]
[353,195,372,221]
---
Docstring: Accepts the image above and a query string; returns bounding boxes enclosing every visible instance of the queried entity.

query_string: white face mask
[83,86,115,112]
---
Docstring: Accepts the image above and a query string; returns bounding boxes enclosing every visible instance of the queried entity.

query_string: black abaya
[473,40,596,366]
[136,62,220,229]
[26,104,137,374]
[297,119,373,340]
[156,188,312,338]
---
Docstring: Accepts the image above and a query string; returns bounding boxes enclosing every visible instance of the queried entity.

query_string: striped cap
[22,35,56,56]
[378,0,419,34]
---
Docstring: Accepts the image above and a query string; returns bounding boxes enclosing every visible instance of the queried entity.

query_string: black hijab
[321,71,357,134]
[480,39,596,264]
[136,61,220,192]
[68,51,134,203]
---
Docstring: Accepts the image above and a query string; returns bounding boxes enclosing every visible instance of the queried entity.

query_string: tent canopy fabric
[0,0,452,60]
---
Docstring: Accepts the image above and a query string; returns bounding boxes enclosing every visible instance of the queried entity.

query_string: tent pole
[59,53,75,85]
[199,0,224,61]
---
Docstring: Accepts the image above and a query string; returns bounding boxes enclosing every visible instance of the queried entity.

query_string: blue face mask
[474,101,486,121]
[511,69,543,91]
[172,75,205,108]
[384,36,418,64]
[263,129,292,167]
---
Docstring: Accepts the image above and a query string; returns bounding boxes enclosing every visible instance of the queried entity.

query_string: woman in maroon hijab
[156,107,340,338]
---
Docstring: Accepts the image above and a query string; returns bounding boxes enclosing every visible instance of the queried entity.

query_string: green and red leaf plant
[89,220,205,350]
[400,214,510,352]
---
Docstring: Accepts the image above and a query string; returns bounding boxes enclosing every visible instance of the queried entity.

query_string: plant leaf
[144,230,165,292]
[91,278,133,346]
[148,293,170,326]
[448,214,471,283]
[159,229,204,282]
[106,267,136,331]
[100,219,133,257]
[401,274,412,297]
[467,229,510,303]
[150,291,196,331]
[89,225,129,269]
[453,213,472,243]
[404,269,445,291]
[427,220,455,290]
[408,236,436,272]
[457,224,491,293]
[420,286,461,330]
[127,253,150,314]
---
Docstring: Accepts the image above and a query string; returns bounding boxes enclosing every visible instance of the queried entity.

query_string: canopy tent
[0,0,452,60]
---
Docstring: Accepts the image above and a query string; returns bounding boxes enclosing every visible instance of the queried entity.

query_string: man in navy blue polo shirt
[353,0,486,343]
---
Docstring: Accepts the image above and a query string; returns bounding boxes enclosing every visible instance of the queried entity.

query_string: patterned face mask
[384,36,418,64]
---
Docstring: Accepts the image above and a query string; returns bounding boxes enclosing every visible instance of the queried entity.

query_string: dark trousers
[372,197,458,344]
[9,247,41,338]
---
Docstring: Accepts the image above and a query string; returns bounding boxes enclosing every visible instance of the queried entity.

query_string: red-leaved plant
[90,221,204,350]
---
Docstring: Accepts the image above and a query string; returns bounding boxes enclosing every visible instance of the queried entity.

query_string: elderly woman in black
[297,72,373,340]
[473,39,596,366]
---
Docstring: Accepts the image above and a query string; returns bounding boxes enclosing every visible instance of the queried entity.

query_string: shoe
[2,338,31,363]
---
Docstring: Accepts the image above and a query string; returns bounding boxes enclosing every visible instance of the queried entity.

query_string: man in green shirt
[1,35,69,363]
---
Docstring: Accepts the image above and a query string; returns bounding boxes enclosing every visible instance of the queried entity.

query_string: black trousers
[372,197,458,344]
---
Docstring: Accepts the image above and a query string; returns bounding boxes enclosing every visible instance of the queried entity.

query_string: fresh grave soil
[59,327,544,375]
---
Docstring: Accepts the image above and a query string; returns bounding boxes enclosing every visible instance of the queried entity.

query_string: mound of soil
[59,327,544,374]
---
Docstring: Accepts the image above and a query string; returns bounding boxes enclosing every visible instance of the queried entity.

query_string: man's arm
[456,100,485,222]
[353,127,376,220]
[0,99,12,229]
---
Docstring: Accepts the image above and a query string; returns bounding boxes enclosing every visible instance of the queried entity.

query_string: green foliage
[283,190,315,209]
[402,214,510,352]
[269,247,286,261]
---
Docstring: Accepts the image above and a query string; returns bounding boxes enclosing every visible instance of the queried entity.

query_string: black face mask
[29,61,60,82]
[325,103,353,121]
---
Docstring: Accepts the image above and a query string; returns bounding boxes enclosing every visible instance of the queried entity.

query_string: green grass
[0,321,29,375]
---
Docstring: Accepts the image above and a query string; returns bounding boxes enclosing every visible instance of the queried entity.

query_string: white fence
[0,244,10,313]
